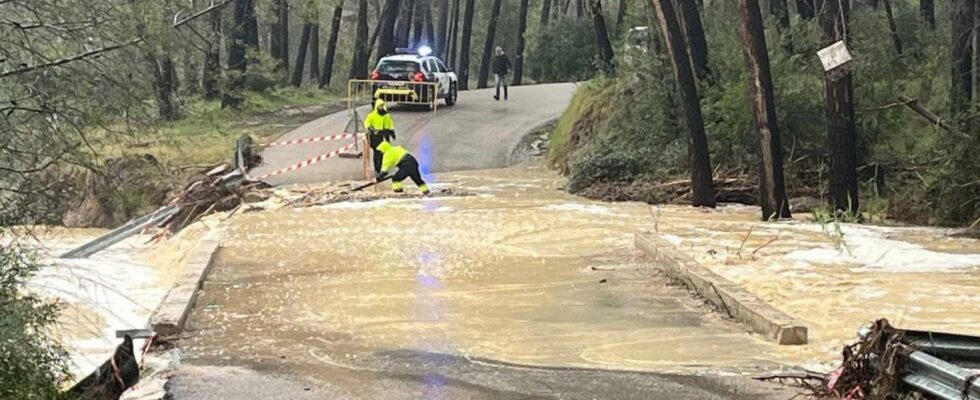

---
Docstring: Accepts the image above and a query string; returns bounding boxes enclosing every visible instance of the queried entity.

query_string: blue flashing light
[418,45,433,57]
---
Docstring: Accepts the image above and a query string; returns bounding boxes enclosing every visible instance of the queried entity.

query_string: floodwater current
[182,166,789,380]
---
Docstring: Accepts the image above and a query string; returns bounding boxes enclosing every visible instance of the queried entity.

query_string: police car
[371,46,458,107]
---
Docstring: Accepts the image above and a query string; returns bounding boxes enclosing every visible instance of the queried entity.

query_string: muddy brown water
[181,166,792,392]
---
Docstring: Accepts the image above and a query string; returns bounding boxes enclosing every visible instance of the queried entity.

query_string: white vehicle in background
[371,46,459,107]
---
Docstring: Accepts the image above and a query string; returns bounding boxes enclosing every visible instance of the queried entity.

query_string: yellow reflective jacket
[376,141,408,173]
[363,99,394,132]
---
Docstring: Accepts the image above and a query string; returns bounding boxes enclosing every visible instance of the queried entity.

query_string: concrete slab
[151,230,222,337]
[635,233,808,345]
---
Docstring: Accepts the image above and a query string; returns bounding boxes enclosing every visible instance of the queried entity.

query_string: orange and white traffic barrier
[255,133,356,147]
[254,142,356,180]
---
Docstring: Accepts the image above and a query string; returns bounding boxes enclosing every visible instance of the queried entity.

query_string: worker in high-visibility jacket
[363,99,395,174]
[375,141,430,195]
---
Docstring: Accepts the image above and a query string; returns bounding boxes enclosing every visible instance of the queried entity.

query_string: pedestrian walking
[375,141,430,195]
[492,47,512,101]
[363,99,396,174]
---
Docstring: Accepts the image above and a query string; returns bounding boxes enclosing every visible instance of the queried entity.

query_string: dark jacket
[492,54,512,75]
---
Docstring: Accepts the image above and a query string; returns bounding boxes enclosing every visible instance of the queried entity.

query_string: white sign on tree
[817,40,853,72]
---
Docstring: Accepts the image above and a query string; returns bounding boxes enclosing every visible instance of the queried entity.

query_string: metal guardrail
[60,205,180,259]
[903,351,980,400]
[905,329,980,364]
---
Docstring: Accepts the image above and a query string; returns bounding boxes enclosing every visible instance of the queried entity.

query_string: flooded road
[649,203,980,369]
[176,166,792,398]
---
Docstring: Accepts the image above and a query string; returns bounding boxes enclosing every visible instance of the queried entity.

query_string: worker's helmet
[374,98,387,112]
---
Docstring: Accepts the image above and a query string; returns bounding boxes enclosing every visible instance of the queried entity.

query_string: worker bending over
[376,141,430,195]
[364,99,395,174]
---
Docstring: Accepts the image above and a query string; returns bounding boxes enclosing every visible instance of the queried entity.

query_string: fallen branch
[736,224,756,258]
[897,95,971,139]
[752,234,780,256]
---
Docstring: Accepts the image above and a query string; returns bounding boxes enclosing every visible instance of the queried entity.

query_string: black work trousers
[392,155,427,192]
[368,130,395,174]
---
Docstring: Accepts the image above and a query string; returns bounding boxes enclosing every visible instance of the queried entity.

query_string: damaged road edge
[634,232,808,345]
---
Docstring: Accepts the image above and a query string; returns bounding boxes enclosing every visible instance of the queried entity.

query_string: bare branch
[0,0,232,79]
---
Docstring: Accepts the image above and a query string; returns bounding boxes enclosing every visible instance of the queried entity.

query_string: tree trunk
[350,0,370,79]
[738,0,791,220]
[162,57,179,100]
[477,0,504,89]
[952,0,975,118]
[397,0,415,48]
[183,48,200,95]
[513,0,530,86]
[796,0,814,20]
[366,0,391,62]
[448,0,461,68]
[223,0,249,109]
[975,2,980,103]
[616,0,629,37]
[148,54,178,120]
[576,0,585,18]
[424,0,435,45]
[320,5,343,87]
[770,0,791,52]
[377,0,402,63]
[921,0,935,29]
[436,0,450,56]
[309,24,320,80]
[203,7,222,99]
[675,0,710,80]
[412,0,425,47]
[589,0,616,73]
[651,0,716,208]
[270,1,283,61]
[541,0,553,27]
[291,23,313,87]
[819,0,859,216]
[458,0,476,89]
[245,0,260,50]
[882,0,902,55]
[271,0,288,69]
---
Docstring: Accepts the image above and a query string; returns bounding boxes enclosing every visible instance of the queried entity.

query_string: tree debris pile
[151,165,267,239]
[576,177,756,205]
[764,319,980,400]
[819,319,913,399]
[229,181,468,212]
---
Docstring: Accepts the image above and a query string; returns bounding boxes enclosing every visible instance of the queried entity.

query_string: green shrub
[528,17,600,83]
[0,238,70,400]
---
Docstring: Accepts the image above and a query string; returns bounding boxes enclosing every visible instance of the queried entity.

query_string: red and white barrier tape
[257,133,356,147]
[254,142,356,180]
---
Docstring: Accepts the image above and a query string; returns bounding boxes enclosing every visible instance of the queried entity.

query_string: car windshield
[378,60,419,75]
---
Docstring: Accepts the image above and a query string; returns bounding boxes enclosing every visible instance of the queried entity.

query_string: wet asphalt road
[168,351,791,399]
[249,83,576,185]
